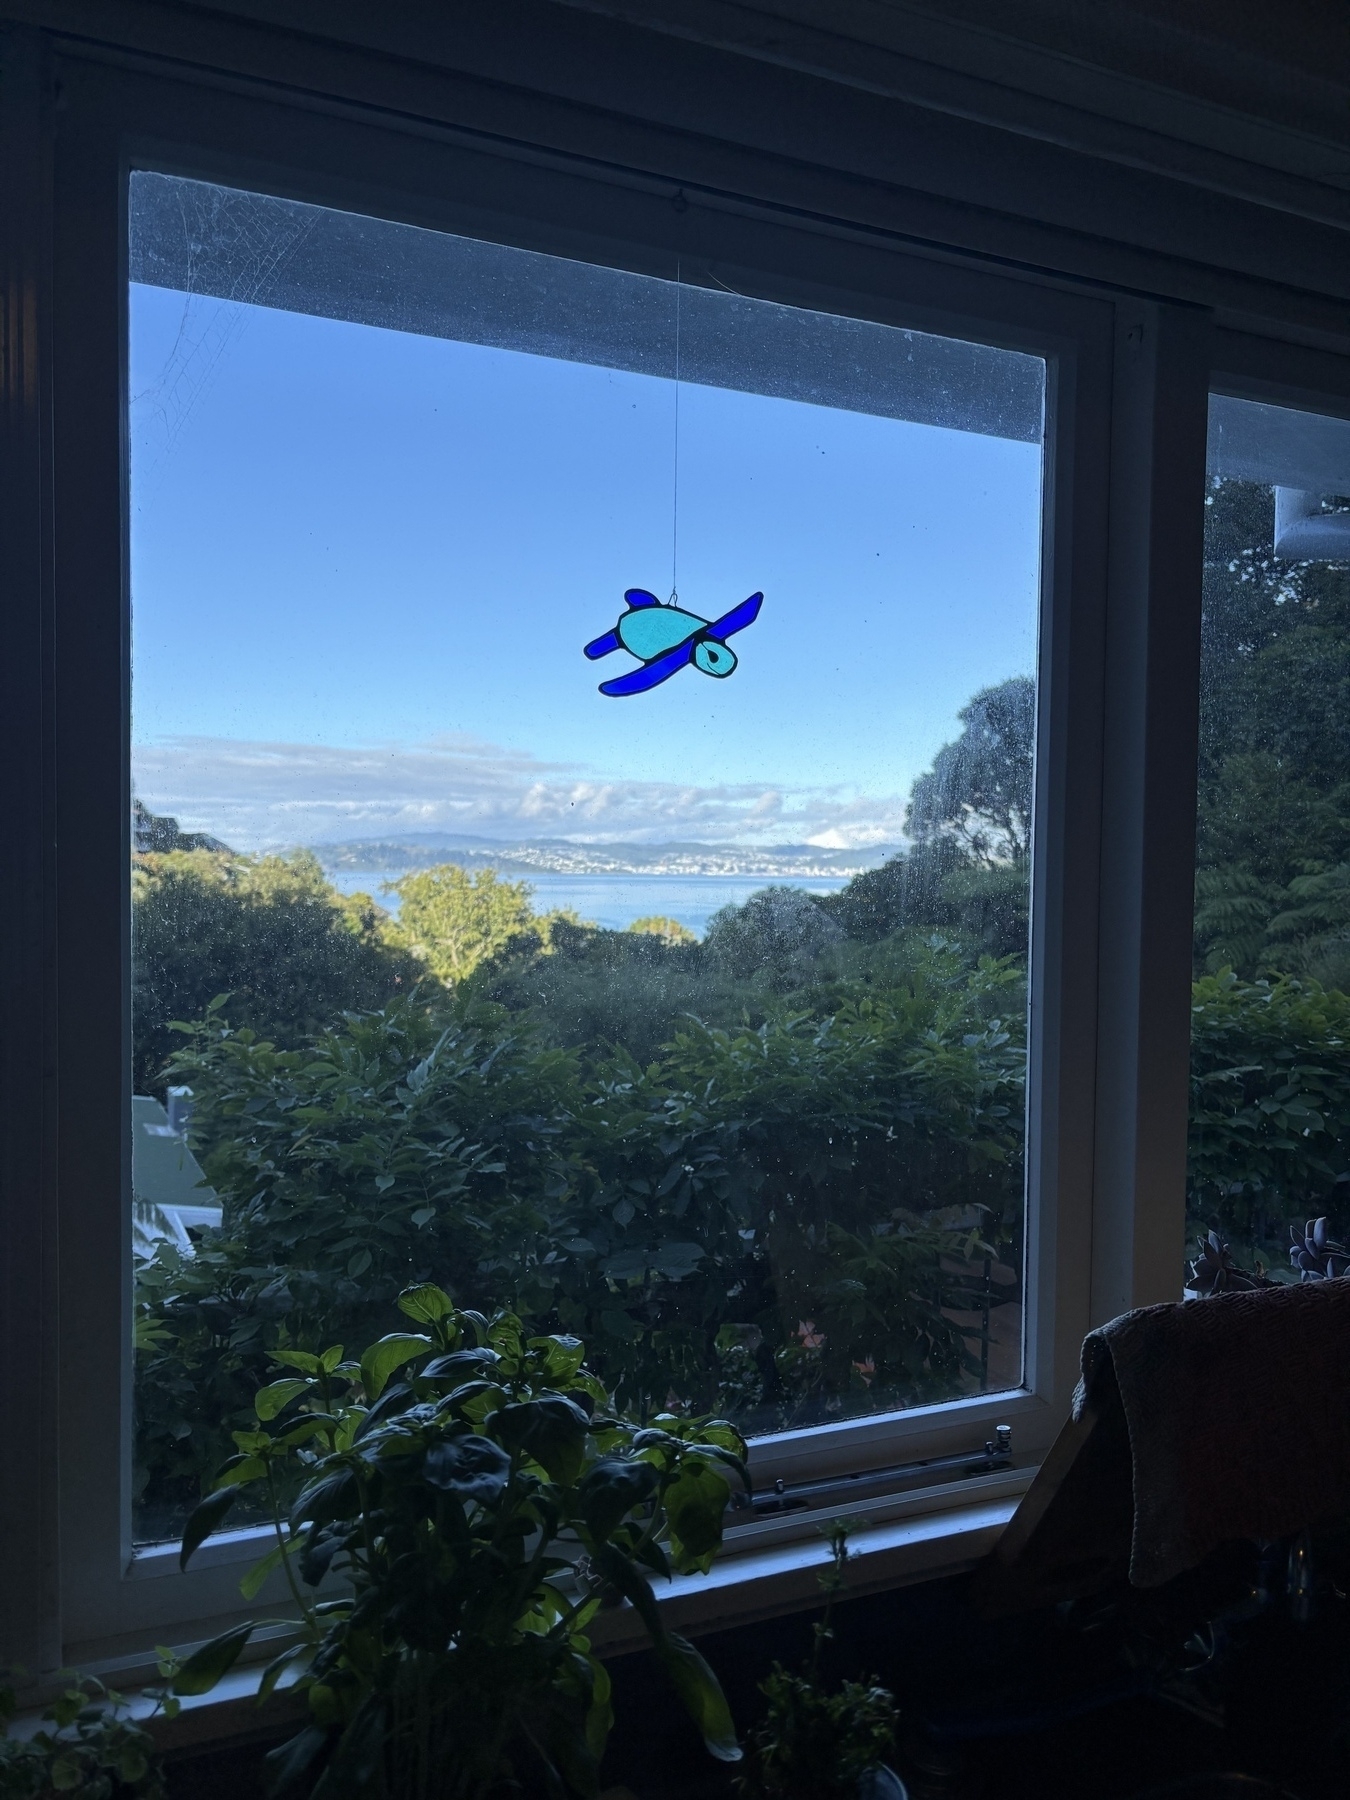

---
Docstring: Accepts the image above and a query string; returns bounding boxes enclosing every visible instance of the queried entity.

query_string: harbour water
[328,870,853,937]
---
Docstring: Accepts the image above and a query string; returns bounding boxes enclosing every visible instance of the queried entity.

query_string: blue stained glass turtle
[583,588,764,696]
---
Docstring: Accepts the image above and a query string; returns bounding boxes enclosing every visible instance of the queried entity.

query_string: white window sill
[589,1468,1028,1650]
[45,1470,1027,1754]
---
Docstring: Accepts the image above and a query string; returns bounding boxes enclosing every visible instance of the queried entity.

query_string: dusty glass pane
[129,174,1043,1543]
[1188,396,1350,1296]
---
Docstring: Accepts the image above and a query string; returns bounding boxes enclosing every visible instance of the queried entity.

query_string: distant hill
[134,799,231,855]
[312,834,896,879]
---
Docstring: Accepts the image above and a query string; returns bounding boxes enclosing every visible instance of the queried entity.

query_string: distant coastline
[312,834,897,880]
[325,868,858,937]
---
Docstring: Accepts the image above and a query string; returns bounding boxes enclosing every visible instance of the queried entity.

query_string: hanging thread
[671,260,681,605]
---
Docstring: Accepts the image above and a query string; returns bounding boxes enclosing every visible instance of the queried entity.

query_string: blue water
[328,870,852,937]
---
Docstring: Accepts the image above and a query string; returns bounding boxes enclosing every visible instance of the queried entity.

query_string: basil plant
[175,1285,747,1800]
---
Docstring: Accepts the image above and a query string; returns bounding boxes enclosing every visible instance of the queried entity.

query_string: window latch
[731,1424,1014,1517]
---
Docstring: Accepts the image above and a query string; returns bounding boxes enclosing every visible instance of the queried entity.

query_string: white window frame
[0,22,1237,1689]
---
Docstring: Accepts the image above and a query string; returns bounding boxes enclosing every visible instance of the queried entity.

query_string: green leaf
[419,1347,498,1382]
[264,1725,330,1795]
[583,1653,613,1760]
[664,1459,732,1573]
[397,1282,453,1325]
[660,1634,741,1763]
[686,1441,750,1494]
[255,1378,311,1421]
[239,1535,298,1602]
[172,1622,255,1696]
[278,1418,334,1449]
[590,1541,664,1638]
[423,1431,512,1505]
[528,1334,586,1381]
[589,1543,739,1762]
[180,1483,243,1570]
[269,1350,321,1375]
[319,1344,345,1372]
[117,1748,149,1782]
[359,1333,432,1400]
[494,1396,590,1486]
[689,1418,748,1458]
[576,1457,659,1543]
[214,1455,266,1489]
[257,1643,310,1704]
[290,1468,358,1533]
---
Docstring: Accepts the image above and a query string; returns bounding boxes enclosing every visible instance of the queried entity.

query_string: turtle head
[694,639,738,678]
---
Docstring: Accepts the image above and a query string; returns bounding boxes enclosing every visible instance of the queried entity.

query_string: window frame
[0,28,1215,1679]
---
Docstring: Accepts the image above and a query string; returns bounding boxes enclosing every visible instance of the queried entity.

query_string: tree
[704,886,843,983]
[389,864,540,983]
[905,676,1035,865]
[627,915,698,945]
[822,679,1035,957]
[132,848,418,1093]
[133,797,229,854]
[1193,479,1350,979]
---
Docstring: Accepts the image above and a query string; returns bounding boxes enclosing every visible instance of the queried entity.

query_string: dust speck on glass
[127,172,1045,1543]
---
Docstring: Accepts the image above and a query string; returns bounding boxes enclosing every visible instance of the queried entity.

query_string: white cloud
[132,733,910,852]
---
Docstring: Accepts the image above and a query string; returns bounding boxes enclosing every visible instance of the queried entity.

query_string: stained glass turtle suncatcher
[583,588,764,696]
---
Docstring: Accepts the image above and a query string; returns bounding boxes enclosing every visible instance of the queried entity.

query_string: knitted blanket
[1075,1279,1350,1586]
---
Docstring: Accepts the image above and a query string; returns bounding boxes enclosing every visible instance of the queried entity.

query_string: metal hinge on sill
[730,1423,1014,1517]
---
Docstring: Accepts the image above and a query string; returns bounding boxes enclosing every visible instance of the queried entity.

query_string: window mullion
[1091,299,1210,1324]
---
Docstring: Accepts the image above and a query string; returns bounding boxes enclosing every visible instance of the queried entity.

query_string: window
[128,174,1046,1545]
[17,41,1137,1676]
[1188,394,1350,1292]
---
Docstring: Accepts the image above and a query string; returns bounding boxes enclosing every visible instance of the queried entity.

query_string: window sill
[589,1467,1028,1650]
[56,1471,1027,1754]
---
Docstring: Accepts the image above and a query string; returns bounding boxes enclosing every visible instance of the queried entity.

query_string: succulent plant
[1289,1216,1350,1280]
[1187,1230,1271,1295]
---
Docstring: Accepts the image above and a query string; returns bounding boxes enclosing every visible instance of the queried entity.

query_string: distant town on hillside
[312,834,898,879]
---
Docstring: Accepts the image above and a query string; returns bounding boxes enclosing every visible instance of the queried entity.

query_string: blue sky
[130,280,1043,851]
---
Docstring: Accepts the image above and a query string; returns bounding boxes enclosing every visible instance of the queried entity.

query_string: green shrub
[135,943,1027,1536]
[172,1293,743,1800]
[1189,970,1350,1259]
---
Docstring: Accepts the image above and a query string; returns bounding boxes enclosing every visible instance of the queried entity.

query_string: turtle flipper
[584,628,623,660]
[599,638,696,696]
[705,591,763,643]
[624,588,662,609]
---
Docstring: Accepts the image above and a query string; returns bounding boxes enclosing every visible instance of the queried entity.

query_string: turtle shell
[617,604,704,660]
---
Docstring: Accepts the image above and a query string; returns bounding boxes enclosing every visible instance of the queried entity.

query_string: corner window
[1189,395,1350,1292]
[128,174,1046,1544]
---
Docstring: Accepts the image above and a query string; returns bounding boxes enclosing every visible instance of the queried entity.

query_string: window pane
[129,174,1044,1542]
[1189,396,1350,1297]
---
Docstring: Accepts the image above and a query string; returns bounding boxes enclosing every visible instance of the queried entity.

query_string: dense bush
[1188,971,1350,1261]
[134,940,1026,1536]
[1194,480,1350,982]
[1180,479,1350,1266]
[475,917,751,1067]
[703,887,844,984]
[818,843,1028,959]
